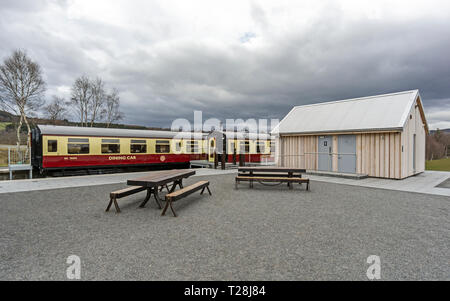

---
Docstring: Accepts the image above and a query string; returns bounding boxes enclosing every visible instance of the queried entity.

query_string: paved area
[2,168,448,197]
[0,168,236,194]
[306,171,450,197]
[0,173,448,280]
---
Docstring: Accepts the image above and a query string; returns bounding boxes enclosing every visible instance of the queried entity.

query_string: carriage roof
[37,125,207,139]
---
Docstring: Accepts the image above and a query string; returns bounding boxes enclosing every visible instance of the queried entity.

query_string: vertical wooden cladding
[280,135,317,169]
[356,132,402,179]
[282,132,402,178]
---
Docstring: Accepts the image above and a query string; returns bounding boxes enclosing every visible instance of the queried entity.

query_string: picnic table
[236,166,308,190]
[238,166,306,177]
[127,169,196,209]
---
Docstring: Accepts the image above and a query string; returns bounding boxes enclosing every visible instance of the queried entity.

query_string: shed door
[338,135,356,174]
[318,136,332,171]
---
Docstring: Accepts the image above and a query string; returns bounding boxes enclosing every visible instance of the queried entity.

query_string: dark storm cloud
[0,1,449,129]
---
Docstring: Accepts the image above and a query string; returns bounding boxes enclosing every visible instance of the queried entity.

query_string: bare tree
[70,76,92,127]
[89,77,106,127]
[44,96,67,124]
[104,88,123,127]
[426,130,450,160]
[0,50,46,153]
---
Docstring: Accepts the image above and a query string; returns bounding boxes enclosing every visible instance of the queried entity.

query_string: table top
[127,169,196,187]
[238,166,306,173]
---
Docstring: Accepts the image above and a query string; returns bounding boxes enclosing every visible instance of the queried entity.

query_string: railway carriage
[30,125,274,174]
[31,125,206,174]
[206,130,274,163]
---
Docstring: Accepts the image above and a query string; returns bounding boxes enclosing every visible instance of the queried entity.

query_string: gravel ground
[0,173,449,280]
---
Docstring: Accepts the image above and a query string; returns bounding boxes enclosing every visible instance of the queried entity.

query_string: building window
[156,140,170,153]
[48,140,57,152]
[130,139,147,153]
[256,141,265,153]
[68,138,89,154]
[101,138,120,154]
[188,140,199,153]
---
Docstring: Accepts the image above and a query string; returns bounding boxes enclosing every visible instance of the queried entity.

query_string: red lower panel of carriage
[225,154,274,163]
[42,154,200,169]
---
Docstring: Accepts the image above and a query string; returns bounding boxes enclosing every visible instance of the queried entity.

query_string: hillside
[0,110,171,145]
[0,110,169,131]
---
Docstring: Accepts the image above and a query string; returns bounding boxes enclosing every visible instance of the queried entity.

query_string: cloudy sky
[1,0,450,129]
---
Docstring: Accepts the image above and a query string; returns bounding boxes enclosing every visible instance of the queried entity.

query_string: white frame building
[272,90,428,179]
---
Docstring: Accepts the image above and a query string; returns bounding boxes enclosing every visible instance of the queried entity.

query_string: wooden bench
[235,176,310,190]
[162,180,211,217]
[106,186,147,213]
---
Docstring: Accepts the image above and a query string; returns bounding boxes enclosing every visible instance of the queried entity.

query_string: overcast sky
[1,0,450,129]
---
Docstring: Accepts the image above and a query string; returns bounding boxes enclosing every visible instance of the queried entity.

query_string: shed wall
[401,97,426,178]
[279,132,403,179]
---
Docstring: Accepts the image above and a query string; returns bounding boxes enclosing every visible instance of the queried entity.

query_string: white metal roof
[272,90,424,135]
[37,125,207,139]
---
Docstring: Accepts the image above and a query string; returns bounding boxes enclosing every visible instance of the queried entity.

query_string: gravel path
[0,174,449,280]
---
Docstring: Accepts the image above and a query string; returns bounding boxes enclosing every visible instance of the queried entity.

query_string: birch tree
[89,77,106,127]
[70,76,91,127]
[0,50,46,153]
[44,96,67,124]
[104,88,123,127]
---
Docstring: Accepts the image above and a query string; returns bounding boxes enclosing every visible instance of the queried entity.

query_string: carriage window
[68,138,89,154]
[188,140,199,153]
[240,141,250,153]
[101,138,120,154]
[230,141,236,153]
[48,140,57,152]
[156,140,170,153]
[174,140,183,152]
[130,139,147,153]
[256,141,265,153]
[270,140,275,153]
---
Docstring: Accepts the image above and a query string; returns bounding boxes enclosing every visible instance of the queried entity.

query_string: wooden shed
[272,90,428,179]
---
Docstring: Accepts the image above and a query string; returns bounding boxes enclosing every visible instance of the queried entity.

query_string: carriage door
[318,136,332,171]
[338,135,356,173]
[208,138,215,162]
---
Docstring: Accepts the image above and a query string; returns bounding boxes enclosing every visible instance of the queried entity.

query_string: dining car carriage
[31,125,206,174]
[30,125,274,174]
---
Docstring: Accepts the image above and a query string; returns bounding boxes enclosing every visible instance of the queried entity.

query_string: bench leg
[200,187,205,194]
[106,197,113,212]
[235,179,238,190]
[206,186,212,196]
[162,198,177,217]
[169,201,177,217]
[113,196,121,213]
[307,182,309,191]
[289,182,293,190]
[161,198,169,216]
[139,188,152,208]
